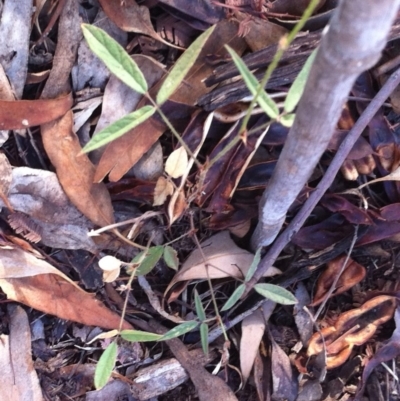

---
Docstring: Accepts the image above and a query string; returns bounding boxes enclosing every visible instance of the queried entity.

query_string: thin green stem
[239,0,321,135]
[146,95,202,168]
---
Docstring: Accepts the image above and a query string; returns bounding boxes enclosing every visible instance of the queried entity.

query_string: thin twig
[243,65,400,297]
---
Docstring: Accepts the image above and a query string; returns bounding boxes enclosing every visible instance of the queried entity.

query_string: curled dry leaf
[0,247,132,330]
[165,231,281,297]
[306,295,396,369]
[310,255,366,306]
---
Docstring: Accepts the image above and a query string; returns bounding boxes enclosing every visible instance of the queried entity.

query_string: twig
[243,65,400,298]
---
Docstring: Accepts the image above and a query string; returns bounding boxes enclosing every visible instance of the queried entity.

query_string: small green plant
[221,248,298,312]
[81,23,214,155]
[83,0,320,389]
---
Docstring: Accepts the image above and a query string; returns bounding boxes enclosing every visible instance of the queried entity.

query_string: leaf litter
[2,0,400,400]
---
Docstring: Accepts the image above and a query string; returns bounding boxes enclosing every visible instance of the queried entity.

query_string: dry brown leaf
[166,231,281,294]
[269,331,299,401]
[235,11,288,51]
[165,147,189,179]
[0,247,132,330]
[42,111,114,227]
[240,309,265,383]
[310,255,366,306]
[0,94,73,130]
[93,55,166,182]
[95,116,166,182]
[153,176,174,206]
[165,19,247,106]
[0,305,44,401]
[98,0,179,48]
[167,187,188,226]
[91,55,165,164]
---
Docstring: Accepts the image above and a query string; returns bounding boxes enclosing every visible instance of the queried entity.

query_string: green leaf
[254,284,298,305]
[94,341,117,389]
[159,321,199,341]
[221,284,246,311]
[284,49,317,113]
[133,245,164,276]
[226,46,279,119]
[120,330,163,342]
[194,290,206,321]
[163,246,179,270]
[82,106,155,153]
[156,26,215,105]
[200,323,209,355]
[245,248,262,282]
[82,24,147,94]
[279,113,296,127]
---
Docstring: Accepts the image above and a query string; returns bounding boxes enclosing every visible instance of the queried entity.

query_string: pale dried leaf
[240,309,265,383]
[166,231,281,293]
[153,176,174,206]
[165,147,189,179]
[0,0,31,98]
[0,167,97,252]
[0,305,44,401]
[167,187,188,225]
[0,152,12,196]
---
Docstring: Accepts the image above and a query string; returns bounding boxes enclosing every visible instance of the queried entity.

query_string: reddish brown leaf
[98,0,174,47]
[0,94,73,130]
[94,116,166,183]
[310,255,366,306]
[1,275,131,330]
[307,295,396,369]
[107,178,156,204]
[0,247,131,330]
[42,111,114,227]
[354,306,400,400]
